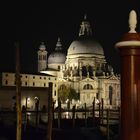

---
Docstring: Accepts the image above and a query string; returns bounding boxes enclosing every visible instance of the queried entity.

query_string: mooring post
[101,98,104,124]
[115,10,140,140]
[92,97,95,126]
[15,42,22,140]
[107,109,110,140]
[58,98,61,129]
[84,103,87,127]
[98,101,101,124]
[47,82,53,140]
[72,105,76,128]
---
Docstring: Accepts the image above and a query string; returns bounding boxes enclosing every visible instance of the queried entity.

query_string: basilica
[38,15,120,108]
[0,15,120,110]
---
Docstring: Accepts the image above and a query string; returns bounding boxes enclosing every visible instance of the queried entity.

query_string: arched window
[58,65,60,70]
[43,55,46,60]
[5,80,8,85]
[33,82,35,86]
[82,66,87,76]
[96,92,99,99]
[109,86,113,105]
[83,84,93,90]
[88,66,93,76]
[25,82,27,86]
[39,55,42,60]
[54,90,56,96]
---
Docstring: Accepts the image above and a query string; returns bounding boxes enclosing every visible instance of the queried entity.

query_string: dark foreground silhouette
[0,119,119,140]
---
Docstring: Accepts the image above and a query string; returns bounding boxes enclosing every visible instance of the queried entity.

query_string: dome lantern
[39,42,46,51]
[55,37,62,51]
[79,14,92,36]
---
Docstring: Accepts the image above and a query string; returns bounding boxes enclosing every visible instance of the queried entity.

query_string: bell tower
[37,42,48,72]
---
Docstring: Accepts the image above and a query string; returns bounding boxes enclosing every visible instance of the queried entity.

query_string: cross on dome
[84,14,87,20]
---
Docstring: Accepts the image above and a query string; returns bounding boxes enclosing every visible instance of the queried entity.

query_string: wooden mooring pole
[15,42,22,140]
[58,98,61,129]
[72,105,76,128]
[98,102,101,124]
[52,101,55,121]
[101,98,104,124]
[92,97,95,126]
[84,103,87,127]
[115,10,140,140]
[47,82,53,140]
[107,109,110,140]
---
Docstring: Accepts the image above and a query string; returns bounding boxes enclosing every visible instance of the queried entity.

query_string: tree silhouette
[58,85,79,103]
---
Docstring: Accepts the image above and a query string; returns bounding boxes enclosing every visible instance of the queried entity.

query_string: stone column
[115,10,140,140]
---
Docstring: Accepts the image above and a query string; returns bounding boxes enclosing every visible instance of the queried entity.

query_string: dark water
[0,125,105,140]
[0,121,119,140]
[0,112,119,140]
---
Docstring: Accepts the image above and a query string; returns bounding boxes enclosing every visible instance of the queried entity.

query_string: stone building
[39,15,120,108]
[0,15,120,110]
[0,72,57,110]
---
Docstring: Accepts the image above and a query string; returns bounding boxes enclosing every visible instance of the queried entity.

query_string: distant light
[27,112,31,115]
[96,99,100,104]
[65,99,69,103]
[34,96,39,100]
[65,112,69,119]
[27,97,30,102]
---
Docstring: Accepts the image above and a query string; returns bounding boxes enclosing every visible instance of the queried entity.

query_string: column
[115,10,140,140]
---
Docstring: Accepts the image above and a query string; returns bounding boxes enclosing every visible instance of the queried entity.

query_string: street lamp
[34,96,39,128]
[34,97,39,111]
[95,99,100,105]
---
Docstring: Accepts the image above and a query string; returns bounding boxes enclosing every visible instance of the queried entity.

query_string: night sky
[1,1,140,74]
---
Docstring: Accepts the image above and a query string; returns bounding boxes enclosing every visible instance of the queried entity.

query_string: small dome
[67,36,104,56]
[48,37,66,64]
[48,52,66,64]
[39,42,46,51]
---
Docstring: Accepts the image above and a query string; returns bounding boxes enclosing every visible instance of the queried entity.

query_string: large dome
[48,52,66,64]
[67,36,104,56]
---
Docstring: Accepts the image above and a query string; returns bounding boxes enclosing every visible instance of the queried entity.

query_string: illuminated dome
[67,15,104,56]
[48,38,66,64]
[67,36,104,56]
[48,52,66,64]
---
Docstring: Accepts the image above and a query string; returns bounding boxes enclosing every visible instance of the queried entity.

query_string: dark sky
[1,1,140,74]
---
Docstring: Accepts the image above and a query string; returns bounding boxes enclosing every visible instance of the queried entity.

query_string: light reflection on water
[0,110,119,125]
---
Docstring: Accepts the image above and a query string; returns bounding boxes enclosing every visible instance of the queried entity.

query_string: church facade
[38,15,120,108]
[0,15,120,110]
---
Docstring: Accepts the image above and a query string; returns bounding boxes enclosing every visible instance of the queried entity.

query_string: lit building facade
[0,72,57,110]
[0,15,120,110]
[39,15,121,108]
